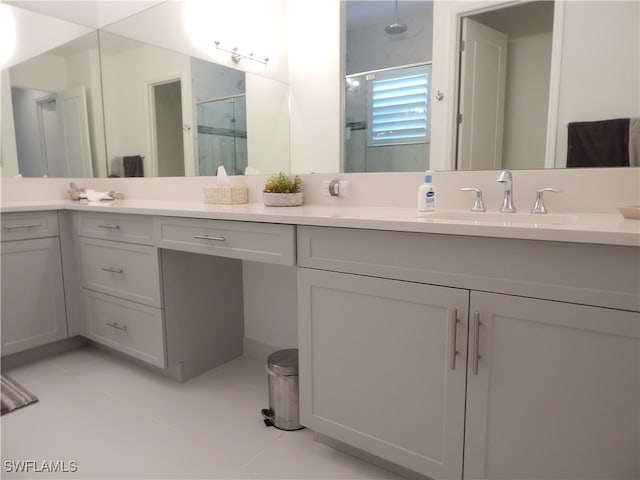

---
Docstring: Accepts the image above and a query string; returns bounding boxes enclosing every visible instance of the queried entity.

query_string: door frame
[35,93,57,177]
[145,73,188,178]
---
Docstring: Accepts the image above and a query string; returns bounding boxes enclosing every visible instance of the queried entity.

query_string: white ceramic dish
[618,206,640,220]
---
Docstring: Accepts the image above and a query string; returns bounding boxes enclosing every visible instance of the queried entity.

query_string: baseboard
[243,337,288,362]
[88,341,186,382]
[313,432,431,480]
[1,336,89,371]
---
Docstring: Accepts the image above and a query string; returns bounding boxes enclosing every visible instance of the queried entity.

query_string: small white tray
[618,206,640,219]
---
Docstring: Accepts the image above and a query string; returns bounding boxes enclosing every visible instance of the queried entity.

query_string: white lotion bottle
[418,170,437,212]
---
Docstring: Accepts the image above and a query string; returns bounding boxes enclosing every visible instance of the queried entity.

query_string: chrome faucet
[496,169,516,213]
[531,187,563,214]
[460,187,486,212]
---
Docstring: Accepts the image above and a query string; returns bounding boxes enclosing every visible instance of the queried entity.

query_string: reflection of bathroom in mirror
[456,1,554,171]
[99,0,290,178]
[344,1,434,173]
[2,1,290,179]
[347,0,639,173]
[3,32,105,178]
[100,31,255,178]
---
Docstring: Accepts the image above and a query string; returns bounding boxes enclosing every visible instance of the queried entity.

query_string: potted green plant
[263,172,303,207]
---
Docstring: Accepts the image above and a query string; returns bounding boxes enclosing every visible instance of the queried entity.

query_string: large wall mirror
[1,1,290,178]
[3,1,637,179]
[344,0,639,173]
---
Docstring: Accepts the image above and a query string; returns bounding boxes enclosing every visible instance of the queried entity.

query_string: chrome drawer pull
[105,322,127,331]
[98,224,120,230]
[472,311,481,375]
[449,308,459,370]
[101,267,124,274]
[2,223,43,230]
[193,234,226,242]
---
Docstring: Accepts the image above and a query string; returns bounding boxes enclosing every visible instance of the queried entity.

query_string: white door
[457,18,508,171]
[57,85,93,177]
[465,291,640,479]
[298,268,468,479]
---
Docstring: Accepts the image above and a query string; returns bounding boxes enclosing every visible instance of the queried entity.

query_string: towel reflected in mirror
[567,118,640,168]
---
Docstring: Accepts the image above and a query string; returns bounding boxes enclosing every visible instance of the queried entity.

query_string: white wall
[288,0,342,174]
[100,42,193,177]
[102,0,289,84]
[0,4,92,69]
[346,1,433,75]
[554,0,640,167]
[246,74,290,174]
[0,70,19,177]
[502,31,552,170]
[11,87,51,176]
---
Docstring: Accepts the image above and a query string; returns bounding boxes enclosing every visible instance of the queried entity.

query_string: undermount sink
[421,210,578,226]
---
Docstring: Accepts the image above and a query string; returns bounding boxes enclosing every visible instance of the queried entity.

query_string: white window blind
[367,64,430,147]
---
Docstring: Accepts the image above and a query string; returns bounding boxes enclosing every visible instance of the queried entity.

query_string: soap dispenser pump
[418,170,436,212]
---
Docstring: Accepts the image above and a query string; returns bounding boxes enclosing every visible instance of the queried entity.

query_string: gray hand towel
[567,118,630,167]
[123,155,144,177]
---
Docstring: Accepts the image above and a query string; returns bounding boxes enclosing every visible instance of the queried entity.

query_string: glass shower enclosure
[197,94,248,176]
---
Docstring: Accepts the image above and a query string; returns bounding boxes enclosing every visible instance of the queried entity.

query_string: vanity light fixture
[214,41,269,65]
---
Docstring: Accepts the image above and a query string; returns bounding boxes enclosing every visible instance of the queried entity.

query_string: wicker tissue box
[204,186,248,205]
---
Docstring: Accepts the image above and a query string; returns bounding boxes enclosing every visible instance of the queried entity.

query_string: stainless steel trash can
[261,348,304,431]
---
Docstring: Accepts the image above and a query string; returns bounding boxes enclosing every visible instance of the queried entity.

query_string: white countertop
[2,199,639,247]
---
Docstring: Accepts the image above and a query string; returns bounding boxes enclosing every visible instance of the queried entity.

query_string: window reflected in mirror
[343,0,434,173]
[345,63,431,172]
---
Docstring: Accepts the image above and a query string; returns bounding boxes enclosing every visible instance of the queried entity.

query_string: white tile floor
[1,347,403,479]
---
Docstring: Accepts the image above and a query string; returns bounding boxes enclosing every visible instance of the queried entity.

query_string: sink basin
[421,210,578,226]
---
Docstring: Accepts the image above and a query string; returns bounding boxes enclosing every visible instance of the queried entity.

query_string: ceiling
[346,0,433,31]
[5,0,164,28]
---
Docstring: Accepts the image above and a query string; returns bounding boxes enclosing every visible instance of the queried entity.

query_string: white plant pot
[263,192,304,207]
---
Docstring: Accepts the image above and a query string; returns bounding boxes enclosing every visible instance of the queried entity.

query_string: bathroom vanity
[297,225,638,479]
[1,200,638,480]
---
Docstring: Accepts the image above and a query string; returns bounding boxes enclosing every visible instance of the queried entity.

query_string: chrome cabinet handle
[449,308,459,370]
[98,224,120,230]
[2,223,43,230]
[193,235,226,242]
[101,267,124,274]
[472,311,481,375]
[105,322,127,331]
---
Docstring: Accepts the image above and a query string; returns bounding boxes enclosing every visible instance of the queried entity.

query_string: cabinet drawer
[79,237,162,308]
[1,211,59,241]
[76,212,153,245]
[297,226,640,312]
[155,216,295,265]
[84,290,165,368]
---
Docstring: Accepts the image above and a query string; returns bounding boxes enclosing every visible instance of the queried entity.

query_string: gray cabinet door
[465,291,640,479]
[1,237,67,355]
[298,268,469,479]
